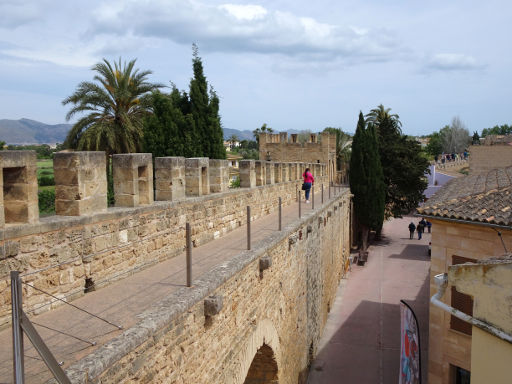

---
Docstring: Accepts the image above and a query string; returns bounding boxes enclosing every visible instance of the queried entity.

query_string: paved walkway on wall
[0,185,345,384]
[307,216,431,384]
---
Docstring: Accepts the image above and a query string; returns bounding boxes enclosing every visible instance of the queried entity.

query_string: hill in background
[0,118,70,144]
[0,118,323,145]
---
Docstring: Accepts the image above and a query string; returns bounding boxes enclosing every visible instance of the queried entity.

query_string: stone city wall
[62,191,352,384]
[0,151,328,328]
[469,144,512,173]
[258,132,337,183]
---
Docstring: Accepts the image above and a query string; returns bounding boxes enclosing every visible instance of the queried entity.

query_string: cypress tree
[208,88,226,159]
[349,112,385,250]
[189,44,208,157]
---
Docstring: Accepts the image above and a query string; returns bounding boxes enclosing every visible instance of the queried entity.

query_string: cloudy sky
[0,0,510,136]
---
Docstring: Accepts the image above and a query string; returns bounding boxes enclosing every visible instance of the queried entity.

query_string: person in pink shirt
[302,168,315,203]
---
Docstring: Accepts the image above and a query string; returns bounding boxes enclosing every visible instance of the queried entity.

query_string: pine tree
[349,112,385,250]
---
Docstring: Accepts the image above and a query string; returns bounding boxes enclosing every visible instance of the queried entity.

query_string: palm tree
[365,104,402,130]
[63,58,163,156]
[228,134,239,150]
[253,123,274,144]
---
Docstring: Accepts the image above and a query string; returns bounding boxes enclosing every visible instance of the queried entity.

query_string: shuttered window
[450,255,475,335]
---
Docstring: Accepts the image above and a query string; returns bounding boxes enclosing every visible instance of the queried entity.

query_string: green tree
[472,131,480,145]
[323,127,352,170]
[189,44,225,159]
[0,141,6,149]
[378,116,429,219]
[440,117,470,153]
[426,132,443,157]
[63,58,162,156]
[365,104,402,128]
[349,112,385,250]
[253,123,273,145]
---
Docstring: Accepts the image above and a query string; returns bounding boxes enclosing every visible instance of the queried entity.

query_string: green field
[37,159,54,178]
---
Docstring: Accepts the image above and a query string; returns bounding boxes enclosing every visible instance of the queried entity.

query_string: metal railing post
[312,185,315,209]
[11,271,24,384]
[321,183,324,204]
[329,183,331,199]
[247,206,251,250]
[186,223,192,287]
[299,190,302,218]
[278,197,282,231]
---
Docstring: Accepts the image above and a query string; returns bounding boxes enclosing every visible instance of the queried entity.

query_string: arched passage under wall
[227,319,281,384]
[243,343,278,384]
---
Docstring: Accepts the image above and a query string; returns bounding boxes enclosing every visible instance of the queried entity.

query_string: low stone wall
[0,176,328,328]
[61,191,351,383]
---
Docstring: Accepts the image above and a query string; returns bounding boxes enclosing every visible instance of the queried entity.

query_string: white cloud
[89,0,402,64]
[426,53,485,72]
[219,4,267,21]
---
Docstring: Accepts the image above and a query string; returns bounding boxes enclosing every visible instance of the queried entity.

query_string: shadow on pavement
[388,244,430,261]
[309,268,430,384]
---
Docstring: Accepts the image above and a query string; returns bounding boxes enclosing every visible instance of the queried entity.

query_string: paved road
[307,216,431,384]
[424,164,454,199]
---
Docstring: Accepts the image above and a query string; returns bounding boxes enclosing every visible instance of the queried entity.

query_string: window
[450,255,475,335]
[451,364,471,384]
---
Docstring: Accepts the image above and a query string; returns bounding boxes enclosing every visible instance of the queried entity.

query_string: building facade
[417,166,512,384]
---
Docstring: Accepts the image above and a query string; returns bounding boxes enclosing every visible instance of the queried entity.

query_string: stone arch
[243,344,278,383]
[228,318,281,384]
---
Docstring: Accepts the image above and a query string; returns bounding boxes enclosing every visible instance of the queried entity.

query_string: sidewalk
[0,186,344,383]
[308,216,431,384]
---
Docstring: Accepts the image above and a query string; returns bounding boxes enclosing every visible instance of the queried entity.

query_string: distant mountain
[223,128,255,141]
[0,118,71,144]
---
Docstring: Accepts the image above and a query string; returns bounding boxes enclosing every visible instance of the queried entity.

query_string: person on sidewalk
[426,220,432,233]
[408,222,416,239]
[417,221,424,240]
[302,168,314,203]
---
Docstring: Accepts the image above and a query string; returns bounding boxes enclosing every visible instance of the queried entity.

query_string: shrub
[230,176,240,188]
[38,175,55,186]
[38,190,55,214]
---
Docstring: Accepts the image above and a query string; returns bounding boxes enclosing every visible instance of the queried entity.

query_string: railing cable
[21,282,122,330]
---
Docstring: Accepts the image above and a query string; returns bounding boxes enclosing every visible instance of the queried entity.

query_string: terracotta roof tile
[417,166,512,226]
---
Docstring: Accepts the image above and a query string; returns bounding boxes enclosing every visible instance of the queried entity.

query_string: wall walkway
[0,186,350,383]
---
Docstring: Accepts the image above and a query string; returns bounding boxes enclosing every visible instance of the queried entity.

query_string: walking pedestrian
[408,222,416,239]
[426,220,432,233]
[417,221,424,240]
[302,168,314,203]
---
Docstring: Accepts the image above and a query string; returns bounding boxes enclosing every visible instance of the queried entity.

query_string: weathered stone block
[265,162,275,185]
[209,159,229,193]
[185,158,209,196]
[204,295,223,316]
[155,157,185,201]
[239,160,256,188]
[255,161,266,186]
[274,163,282,183]
[259,256,272,272]
[113,154,153,207]
[0,150,38,225]
[54,152,107,216]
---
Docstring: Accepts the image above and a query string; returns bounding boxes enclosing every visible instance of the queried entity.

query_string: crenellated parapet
[0,150,38,227]
[259,131,337,183]
[54,151,107,216]
[113,153,154,207]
